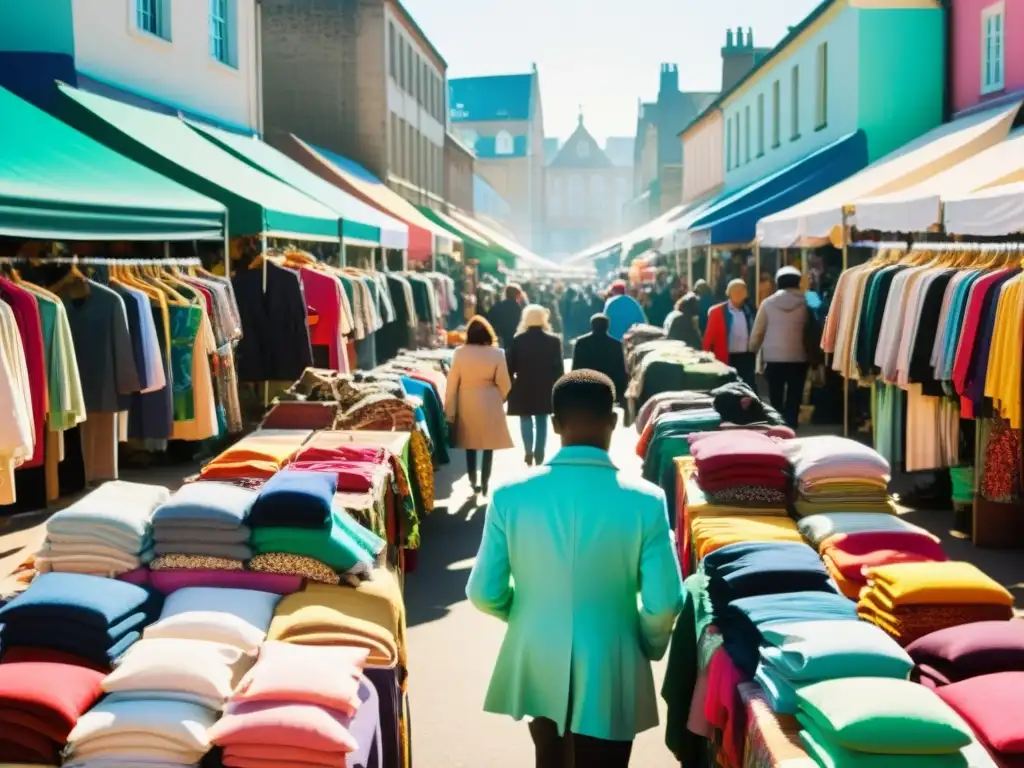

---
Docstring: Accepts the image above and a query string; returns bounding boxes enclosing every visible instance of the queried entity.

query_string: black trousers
[465,449,493,487]
[529,717,633,768]
[729,351,757,392]
[765,362,809,429]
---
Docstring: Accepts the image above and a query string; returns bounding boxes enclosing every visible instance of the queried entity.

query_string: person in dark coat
[507,305,564,465]
[571,313,628,408]
[488,283,524,350]
[664,293,704,348]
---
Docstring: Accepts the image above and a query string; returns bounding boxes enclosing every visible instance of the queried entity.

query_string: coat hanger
[49,257,91,298]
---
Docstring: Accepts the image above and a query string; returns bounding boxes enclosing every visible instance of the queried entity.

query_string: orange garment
[199,430,313,480]
[821,553,862,600]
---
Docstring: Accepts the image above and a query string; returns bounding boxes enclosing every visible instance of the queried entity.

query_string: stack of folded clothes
[268,574,405,669]
[857,562,1015,646]
[286,443,390,491]
[143,586,281,653]
[690,515,804,562]
[34,481,169,577]
[782,436,896,517]
[689,430,792,508]
[798,512,936,551]
[717,591,858,676]
[819,530,949,599]
[0,651,105,764]
[210,641,381,768]
[198,429,313,481]
[906,621,1024,688]
[794,677,983,768]
[0,573,161,668]
[249,471,386,585]
[703,541,838,608]
[936,672,1024,768]
[754,620,914,714]
[150,482,257,569]
[642,409,723,496]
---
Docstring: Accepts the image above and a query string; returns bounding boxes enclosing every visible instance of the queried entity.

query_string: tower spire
[578,104,584,126]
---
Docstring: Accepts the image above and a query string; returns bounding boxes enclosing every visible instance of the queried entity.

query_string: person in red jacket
[702,278,756,390]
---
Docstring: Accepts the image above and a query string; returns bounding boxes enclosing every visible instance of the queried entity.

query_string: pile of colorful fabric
[793,677,991,768]
[151,482,257,567]
[782,436,895,517]
[35,481,169,577]
[818,529,949,599]
[0,573,162,668]
[857,562,1016,646]
[690,430,792,508]
[906,621,1024,688]
[210,642,381,768]
[199,429,314,480]
[0,651,105,764]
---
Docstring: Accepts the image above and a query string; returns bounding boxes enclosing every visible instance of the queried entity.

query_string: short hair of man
[465,315,498,346]
[590,313,610,333]
[504,283,521,301]
[552,369,616,424]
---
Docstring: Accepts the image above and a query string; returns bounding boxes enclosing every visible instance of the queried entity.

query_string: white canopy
[944,181,1024,236]
[855,128,1024,234]
[756,101,1022,247]
[620,203,690,255]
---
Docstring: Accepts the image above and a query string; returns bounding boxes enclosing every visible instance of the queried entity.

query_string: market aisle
[404,412,679,767]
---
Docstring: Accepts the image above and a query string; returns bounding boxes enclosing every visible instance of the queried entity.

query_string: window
[389,23,396,78]
[734,113,741,164]
[982,2,1005,94]
[495,130,514,155]
[389,114,397,169]
[815,42,828,129]
[772,80,781,148]
[757,93,765,156]
[726,117,733,169]
[398,40,406,90]
[790,65,800,140]
[406,43,413,95]
[744,105,751,163]
[136,0,169,40]
[418,60,425,106]
[209,0,233,66]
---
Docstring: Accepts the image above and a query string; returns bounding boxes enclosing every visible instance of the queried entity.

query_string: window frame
[757,93,765,157]
[815,42,828,130]
[790,65,801,141]
[495,130,514,156]
[726,116,733,169]
[744,104,751,164]
[209,0,234,67]
[135,0,171,42]
[771,80,781,148]
[981,1,1006,95]
[388,22,396,79]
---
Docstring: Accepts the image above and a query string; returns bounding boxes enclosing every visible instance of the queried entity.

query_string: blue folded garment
[249,469,337,529]
[755,658,801,714]
[0,572,160,630]
[705,541,838,605]
[759,619,914,681]
[719,591,858,676]
[152,482,257,528]
[1,624,141,667]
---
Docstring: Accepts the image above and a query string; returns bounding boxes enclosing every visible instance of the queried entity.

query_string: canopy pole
[687,243,693,289]
[402,248,408,272]
[754,239,762,308]
[705,246,711,284]
[222,211,230,278]
[674,247,682,280]
[841,214,850,438]
[261,233,269,409]
[340,241,347,269]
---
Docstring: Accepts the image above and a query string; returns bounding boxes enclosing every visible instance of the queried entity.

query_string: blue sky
[402,0,824,142]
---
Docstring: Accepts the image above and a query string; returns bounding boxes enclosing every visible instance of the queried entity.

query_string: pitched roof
[549,119,612,169]
[449,73,534,123]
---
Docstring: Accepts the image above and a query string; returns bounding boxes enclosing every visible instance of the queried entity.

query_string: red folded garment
[0,646,107,673]
[224,743,348,768]
[696,468,790,493]
[0,661,104,746]
[293,444,388,466]
[285,460,383,492]
[937,672,1024,756]
[690,431,790,475]
[821,531,948,580]
[0,721,59,762]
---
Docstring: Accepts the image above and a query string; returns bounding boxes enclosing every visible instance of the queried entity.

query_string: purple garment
[148,569,302,595]
[117,567,151,586]
[365,667,402,768]
[906,621,1024,685]
[349,676,383,768]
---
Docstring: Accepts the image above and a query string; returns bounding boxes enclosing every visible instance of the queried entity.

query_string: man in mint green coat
[467,370,684,766]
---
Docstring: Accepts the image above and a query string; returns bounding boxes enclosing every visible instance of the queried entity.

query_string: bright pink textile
[690,430,789,475]
[235,642,368,713]
[293,444,387,465]
[952,270,1011,400]
[703,645,748,768]
[117,568,151,586]
[148,570,302,595]
[300,268,346,373]
[209,700,358,753]
[1,278,46,467]
[937,672,1024,756]
[284,461,381,492]
[821,531,948,580]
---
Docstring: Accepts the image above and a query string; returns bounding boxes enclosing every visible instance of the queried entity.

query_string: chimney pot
[726,28,734,47]
[747,27,754,46]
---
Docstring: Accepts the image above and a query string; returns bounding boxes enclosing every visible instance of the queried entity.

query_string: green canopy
[417,206,508,272]
[0,85,225,240]
[185,120,403,246]
[57,85,341,240]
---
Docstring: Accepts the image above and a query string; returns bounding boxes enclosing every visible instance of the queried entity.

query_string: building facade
[544,117,632,259]
[0,0,261,132]
[260,0,446,206]
[716,0,946,194]
[473,173,512,225]
[680,109,726,204]
[950,0,1023,115]
[449,70,546,250]
[444,131,474,213]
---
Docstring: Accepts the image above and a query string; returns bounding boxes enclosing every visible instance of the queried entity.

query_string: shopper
[664,292,703,348]
[445,315,513,497]
[694,279,714,333]
[703,278,757,391]
[570,314,628,408]
[466,370,683,768]
[749,265,811,429]
[507,305,564,466]
[603,280,646,341]
[489,283,524,350]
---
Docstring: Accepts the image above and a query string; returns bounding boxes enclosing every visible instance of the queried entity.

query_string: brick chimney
[721,25,766,92]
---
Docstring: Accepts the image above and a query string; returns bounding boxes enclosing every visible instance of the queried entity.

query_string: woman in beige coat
[445,316,513,496]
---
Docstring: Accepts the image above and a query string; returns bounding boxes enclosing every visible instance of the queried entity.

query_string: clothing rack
[0,255,203,266]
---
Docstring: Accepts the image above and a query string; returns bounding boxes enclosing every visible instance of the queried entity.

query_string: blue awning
[687,130,869,246]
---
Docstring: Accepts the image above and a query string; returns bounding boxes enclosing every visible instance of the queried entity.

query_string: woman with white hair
[506,304,564,465]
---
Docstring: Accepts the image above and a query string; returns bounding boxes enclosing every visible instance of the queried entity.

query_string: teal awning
[56,85,341,240]
[186,120,411,248]
[0,84,224,240]
[687,130,869,246]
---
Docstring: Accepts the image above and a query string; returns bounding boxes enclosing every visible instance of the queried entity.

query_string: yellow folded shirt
[865,561,1015,608]
[690,516,802,561]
